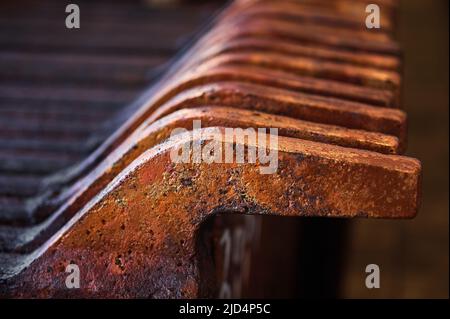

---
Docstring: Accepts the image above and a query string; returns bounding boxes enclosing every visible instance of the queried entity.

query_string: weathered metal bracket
[1,128,420,298]
[0,106,399,253]
[0,0,419,299]
[149,82,407,143]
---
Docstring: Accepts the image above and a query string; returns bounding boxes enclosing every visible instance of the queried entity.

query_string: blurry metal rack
[0,0,421,298]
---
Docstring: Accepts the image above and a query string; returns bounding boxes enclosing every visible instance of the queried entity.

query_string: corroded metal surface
[1,129,420,297]
[0,0,421,298]
[0,106,399,254]
[149,82,407,142]
[0,0,223,225]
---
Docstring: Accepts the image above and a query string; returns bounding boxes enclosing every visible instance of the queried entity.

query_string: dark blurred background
[342,0,448,298]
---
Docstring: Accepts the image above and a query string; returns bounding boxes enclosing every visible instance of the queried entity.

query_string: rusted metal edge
[227,0,396,32]
[0,127,421,298]
[24,76,402,226]
[178,51,401,91]
[5,0,405,228]
[17,74,406,224]
[236,0,399,27]
[0,106,400,252]
[34,0,400,198]
[148,81,407,143]
[201,17,400,55]
[154,63,398,108]
[221,0,395,32]
[13,75,406,225]
[182,37,401,71]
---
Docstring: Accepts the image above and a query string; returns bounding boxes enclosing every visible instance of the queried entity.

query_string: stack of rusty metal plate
[0,0,421,298]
